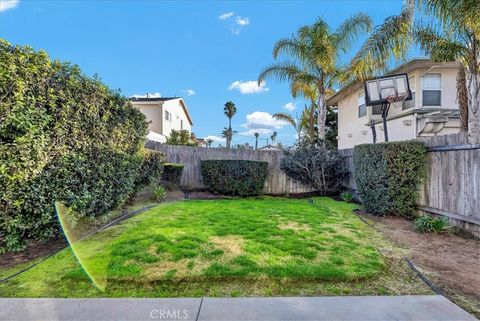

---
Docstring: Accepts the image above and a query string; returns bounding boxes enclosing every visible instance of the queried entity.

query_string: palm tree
[206,138,214,148]
[222,127,237,146]
[352,0,480,144]
[254,132,259,150]
[258,14,372,141]
[270,131,278,145]
[223,101,237,148]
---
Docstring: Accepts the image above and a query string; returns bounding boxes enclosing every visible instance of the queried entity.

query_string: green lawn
[0,197,431,297]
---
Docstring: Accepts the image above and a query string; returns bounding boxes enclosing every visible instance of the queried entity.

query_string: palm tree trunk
[467,70,480,144]
[308,103,315,143]
[227,118,232,148]
[317,94,326,140]
[457,66,468,132]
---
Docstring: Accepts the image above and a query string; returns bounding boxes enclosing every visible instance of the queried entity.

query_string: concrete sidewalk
[0,295,477,321]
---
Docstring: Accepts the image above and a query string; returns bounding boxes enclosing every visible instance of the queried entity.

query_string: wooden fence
[339,133,480,237]
[146,141,315,195]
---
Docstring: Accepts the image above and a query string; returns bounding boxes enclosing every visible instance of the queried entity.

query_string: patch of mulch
[366,214,480,317]
[0,237,67,269]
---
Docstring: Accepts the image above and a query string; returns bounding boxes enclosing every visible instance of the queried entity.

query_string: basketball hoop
[364,73,413,143]
[387,93,409,104]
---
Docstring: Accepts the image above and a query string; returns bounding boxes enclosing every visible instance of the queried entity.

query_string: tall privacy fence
[146,141,315,195]
[340,133,480,237]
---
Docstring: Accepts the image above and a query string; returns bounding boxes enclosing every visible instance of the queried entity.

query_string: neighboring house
[129,96,193,143]
[327,58,461,150]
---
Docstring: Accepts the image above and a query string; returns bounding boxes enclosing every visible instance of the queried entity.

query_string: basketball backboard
[364,73,412,105]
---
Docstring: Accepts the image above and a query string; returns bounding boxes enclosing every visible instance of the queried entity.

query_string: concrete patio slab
[0,295,476,321]
[198,295,477,321]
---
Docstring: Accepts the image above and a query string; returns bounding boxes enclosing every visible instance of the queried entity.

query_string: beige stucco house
[129,97,193,143]
[328,58,461,150]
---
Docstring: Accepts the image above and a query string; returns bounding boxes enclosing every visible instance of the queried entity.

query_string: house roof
[327,58,461,106]
[129,97,179,102]
[129,96,193,126]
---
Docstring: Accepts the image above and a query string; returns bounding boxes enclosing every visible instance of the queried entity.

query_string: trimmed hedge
[136,150,166,187]
[0,39,148,252]
[161,163,184,190]
[353,141,426,218]
[200,160,268,196]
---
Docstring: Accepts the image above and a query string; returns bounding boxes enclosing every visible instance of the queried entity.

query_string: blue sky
[0,0,406,147]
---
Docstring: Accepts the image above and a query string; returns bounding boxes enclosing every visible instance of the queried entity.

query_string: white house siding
[162,99,192,137]
[336,65,460,149]
[138,103,163,134]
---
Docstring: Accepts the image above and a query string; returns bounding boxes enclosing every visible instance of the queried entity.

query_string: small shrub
[281,145,347,195]
[200,160,268,196]
[136,150,166,187]
[152,185,167,202]
[340,192,354,203]
[353,141,426,218]
[161,163,184,190]
[415,215,450,234]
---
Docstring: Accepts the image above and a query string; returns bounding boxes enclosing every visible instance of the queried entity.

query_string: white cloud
[218,12,234,20]
[283,102,296,111]
[131,92,162,98]
[0,0,19,12]
[204,135,225,143]
[235,16,249,26]
[229,80,269,94]
[240,111,288,136]
[181,89,196,96]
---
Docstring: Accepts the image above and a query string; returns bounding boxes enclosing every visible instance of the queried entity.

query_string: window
[403,76,416,110]
[165,111,171,121]
[422,74,441,106]
[358,94,366,118]
[181,120,183,130]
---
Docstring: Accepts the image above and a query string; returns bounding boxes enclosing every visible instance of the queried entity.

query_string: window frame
[421,73,442,107]
[358,94,367,118]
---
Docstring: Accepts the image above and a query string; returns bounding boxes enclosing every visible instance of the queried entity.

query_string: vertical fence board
[339,132,479,237]
[146,142,315,195]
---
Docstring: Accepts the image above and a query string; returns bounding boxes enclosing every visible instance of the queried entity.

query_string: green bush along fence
[201,160,268,196]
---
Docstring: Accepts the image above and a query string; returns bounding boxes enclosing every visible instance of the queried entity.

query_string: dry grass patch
[278,221,312,231]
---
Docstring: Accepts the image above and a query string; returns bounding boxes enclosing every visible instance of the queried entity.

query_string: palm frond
[272,38,306,61]
[414,24,468,62]
[333,13,373,53]
[349,4,414,80]
[258,63,317,86]
[272,113,296,128]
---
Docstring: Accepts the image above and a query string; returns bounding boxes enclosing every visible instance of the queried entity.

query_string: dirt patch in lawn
[366,215,480,318]
[0,237,67,269]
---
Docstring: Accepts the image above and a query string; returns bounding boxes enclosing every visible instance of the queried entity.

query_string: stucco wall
[337,67,459,149]
[162,99,192,137]
[137,104,163,134]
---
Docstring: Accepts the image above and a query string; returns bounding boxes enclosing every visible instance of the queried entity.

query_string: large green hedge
[0,39,149,252]
[161,163,184,190]
[353,141,426,218]
[200,160,268,196]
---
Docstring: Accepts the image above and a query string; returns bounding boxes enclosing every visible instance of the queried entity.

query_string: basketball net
[386,93,408,104]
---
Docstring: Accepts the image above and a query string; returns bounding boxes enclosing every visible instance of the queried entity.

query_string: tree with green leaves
[254,132,259,150]
[272,112,302,141]
[258,14,372,141]
[223,101,237,148]
[166,129,197,146]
